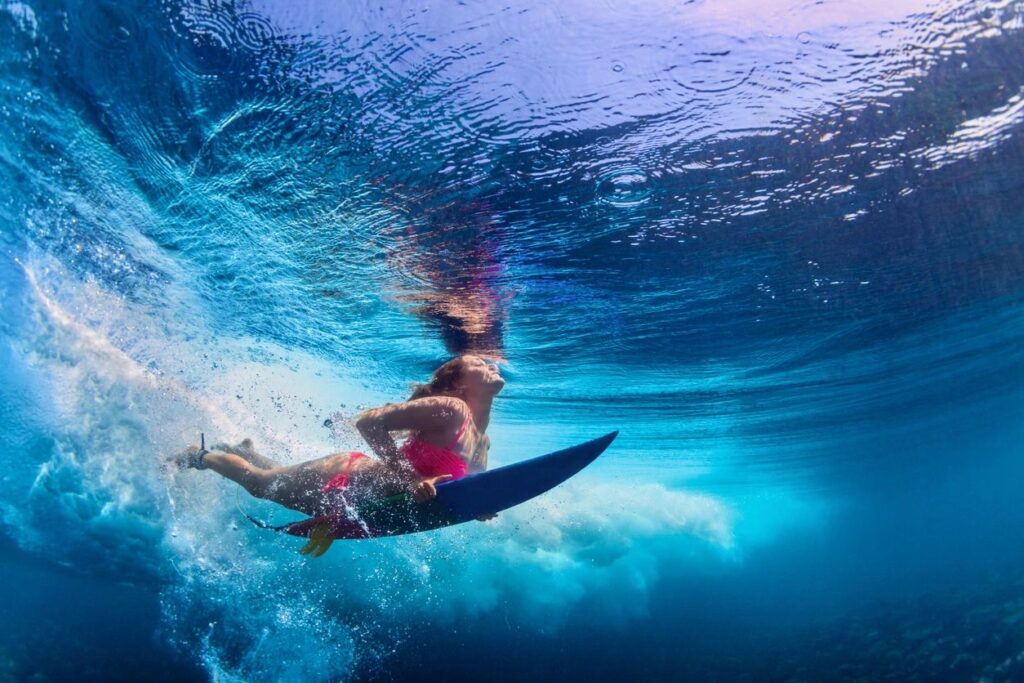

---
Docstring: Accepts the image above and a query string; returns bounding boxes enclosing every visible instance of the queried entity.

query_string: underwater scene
[1,0,1023,680]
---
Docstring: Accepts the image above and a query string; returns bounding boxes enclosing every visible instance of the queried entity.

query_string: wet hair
[409,357,466,401]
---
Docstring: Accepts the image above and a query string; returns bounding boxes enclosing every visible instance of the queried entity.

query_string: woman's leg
[200,449,382,516]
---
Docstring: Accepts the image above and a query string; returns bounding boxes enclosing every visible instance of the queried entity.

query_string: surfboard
[256,431,618,542]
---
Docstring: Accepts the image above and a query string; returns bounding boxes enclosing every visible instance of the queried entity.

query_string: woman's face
[458,355,505,396]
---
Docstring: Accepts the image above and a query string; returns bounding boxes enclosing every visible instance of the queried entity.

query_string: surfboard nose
[438,430,620,523]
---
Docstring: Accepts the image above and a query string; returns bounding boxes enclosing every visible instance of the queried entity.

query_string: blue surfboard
[267,431,618,541]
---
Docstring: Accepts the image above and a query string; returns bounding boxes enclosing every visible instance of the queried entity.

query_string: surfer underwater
[173,354,504,547]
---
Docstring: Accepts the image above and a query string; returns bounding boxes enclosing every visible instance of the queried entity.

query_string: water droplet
[611,61,625,73]
[797,32,811,44]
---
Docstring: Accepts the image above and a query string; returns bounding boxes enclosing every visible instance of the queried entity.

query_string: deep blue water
[1,0,1023,680]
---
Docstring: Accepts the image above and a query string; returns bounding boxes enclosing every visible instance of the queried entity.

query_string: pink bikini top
[400,413,472,480]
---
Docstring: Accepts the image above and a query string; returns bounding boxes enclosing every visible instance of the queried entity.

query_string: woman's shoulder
[406,394,469,413]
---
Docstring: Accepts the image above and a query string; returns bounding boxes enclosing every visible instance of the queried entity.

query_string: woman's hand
[411,474,453,503]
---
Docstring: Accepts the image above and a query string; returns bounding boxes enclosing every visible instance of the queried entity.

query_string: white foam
[382,481,735,629]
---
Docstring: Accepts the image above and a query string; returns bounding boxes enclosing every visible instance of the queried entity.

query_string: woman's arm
[355,396,466,489]
[469,434,490,474]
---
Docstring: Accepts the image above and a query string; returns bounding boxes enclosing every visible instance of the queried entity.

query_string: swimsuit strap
[445,412,473,450]
[322,452,367,493]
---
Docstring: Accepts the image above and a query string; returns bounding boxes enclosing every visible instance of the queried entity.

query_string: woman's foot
[172,444,209,470]
[213,438,254,457]
[213,438,278,469]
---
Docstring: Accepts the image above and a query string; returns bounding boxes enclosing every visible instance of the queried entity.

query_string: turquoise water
[1,0,1023,680]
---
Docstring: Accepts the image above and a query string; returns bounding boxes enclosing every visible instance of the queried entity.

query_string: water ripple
[595,168,652,207]
[167,5,239,81]
[71,0,137,52]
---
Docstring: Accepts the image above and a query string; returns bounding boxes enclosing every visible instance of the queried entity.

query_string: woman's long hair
[409,357,465,401]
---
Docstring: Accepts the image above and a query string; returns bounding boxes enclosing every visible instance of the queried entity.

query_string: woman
[175,355,504,517]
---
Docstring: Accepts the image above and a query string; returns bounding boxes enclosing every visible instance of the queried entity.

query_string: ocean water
[1,0,1023,681]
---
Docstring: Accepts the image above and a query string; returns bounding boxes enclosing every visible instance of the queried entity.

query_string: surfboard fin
[298,523,334,557]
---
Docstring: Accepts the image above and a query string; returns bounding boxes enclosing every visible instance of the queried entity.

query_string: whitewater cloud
[377,480,735,631]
